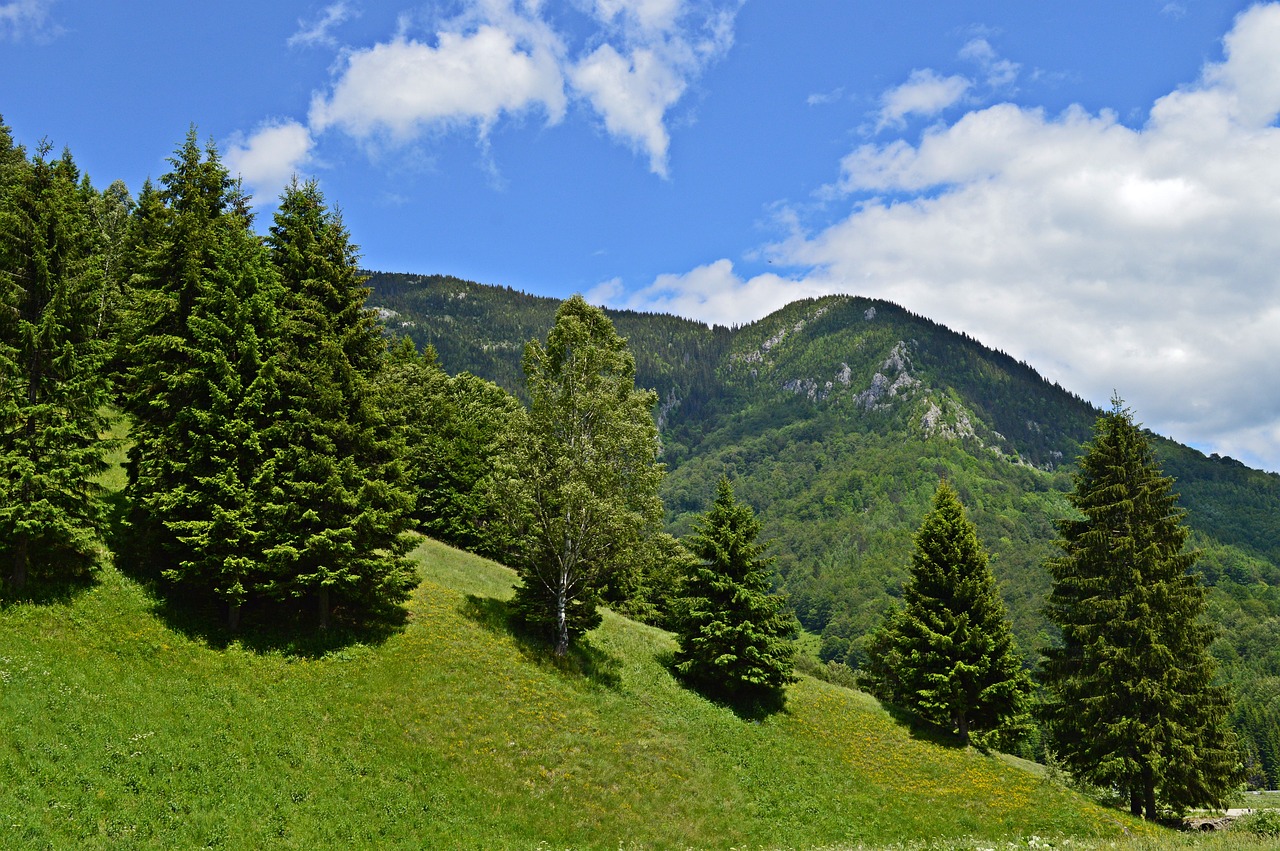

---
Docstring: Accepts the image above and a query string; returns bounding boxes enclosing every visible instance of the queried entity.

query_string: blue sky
[4,1,1280,471]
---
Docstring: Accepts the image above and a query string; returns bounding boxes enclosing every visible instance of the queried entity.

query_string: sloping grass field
[0,538,1269,849]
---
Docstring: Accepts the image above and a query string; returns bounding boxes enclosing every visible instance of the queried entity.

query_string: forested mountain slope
[368,271,1280,785]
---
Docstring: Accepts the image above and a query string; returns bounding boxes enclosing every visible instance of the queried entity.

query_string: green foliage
[863,481,1031,746]
[493,295,665,655]
[1235,808,1280,838]
[383,338,518,560]
[1040,399,1240,818]
[0,139,113,590]
[116,130,281,618]
[258,179,417,626]
[674,477,798,709]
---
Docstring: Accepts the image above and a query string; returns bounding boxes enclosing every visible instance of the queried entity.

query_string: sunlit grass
[0,535,1271,848]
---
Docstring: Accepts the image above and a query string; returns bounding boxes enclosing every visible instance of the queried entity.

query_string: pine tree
[0,143,113,590]
[862,481,1030,746]
[493,295,665,656]
[674,477,798,708]
[1040,398,1239,819]
[259,179,416,627]
[118,130,281,625]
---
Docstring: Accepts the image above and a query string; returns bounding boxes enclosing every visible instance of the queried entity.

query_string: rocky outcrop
[921,400,976,440]
[853,342,920,410]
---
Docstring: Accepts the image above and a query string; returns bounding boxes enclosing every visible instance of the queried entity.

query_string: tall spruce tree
[118,130,281,625]
[493,295,664,656]
[1040,399,1239,819]
[674,476,798,708]
[260,179,416,627]
[862,481,1029,746]
[0,142,113,590]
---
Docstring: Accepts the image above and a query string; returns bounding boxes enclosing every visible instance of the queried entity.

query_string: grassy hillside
[0,537,1175,849]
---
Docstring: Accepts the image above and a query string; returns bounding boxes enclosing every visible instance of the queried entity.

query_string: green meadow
[8,535,1264,850]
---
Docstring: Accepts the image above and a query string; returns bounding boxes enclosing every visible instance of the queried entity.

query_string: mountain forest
[5,119,1280,846]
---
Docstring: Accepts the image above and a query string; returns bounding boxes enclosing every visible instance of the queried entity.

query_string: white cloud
[591,0,683,34]
[224,120,314,202]
[308,25,567,141]
[807,87,844,107]
[571,0,737,176]
[288,1,357,49]
[570,43,685,176]
[585,275,625,305]
[614,3,1280,471]
[595,259,833,327]
[263,1,738,176]
[876,69,971,130]
[0,0,58,40]
[959,37,1020,89]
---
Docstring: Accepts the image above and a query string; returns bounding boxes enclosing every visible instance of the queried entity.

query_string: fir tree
[118,130,281,625]
[0,143,113,590]
[493,295,665,656]
[259,179,416,627]
[1040,398,1240,819]
[862,481,1030,746]
[674,477,798,708]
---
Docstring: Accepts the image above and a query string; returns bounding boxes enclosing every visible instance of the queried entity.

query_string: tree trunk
[555,585,569,657]
[1144,770,1158,821]
[11,532,29,590]
[1130,790,1143,817]
[957,712,969,747]
[228,601,241,632]
[318,586,330,630]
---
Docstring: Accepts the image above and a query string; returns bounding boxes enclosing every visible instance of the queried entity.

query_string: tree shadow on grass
[145,589,410,659]
[875,699,969,750]
[0,492,117,609]
[655,650,790,723]
[0,571,97,610]
[461,594,622,690]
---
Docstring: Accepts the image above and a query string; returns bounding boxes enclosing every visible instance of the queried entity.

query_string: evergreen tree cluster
[110,132,417,628]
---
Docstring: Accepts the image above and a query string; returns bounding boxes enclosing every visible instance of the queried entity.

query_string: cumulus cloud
[570,43,685,176]
[224,120,315,202]
[593,259,833,327]
[876,69,971,130]
[592,0,684,34]
[571,0,737,176]
[0,0,58,40]
[309,22,567,141]
[807,87,845,107]
[614,3,1280,470]
[292,0,737,175]
[288,1,357,49]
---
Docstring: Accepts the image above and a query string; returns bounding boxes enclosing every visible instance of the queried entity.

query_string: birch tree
[494,295,664,656]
